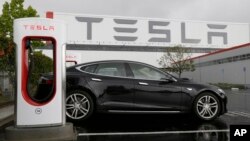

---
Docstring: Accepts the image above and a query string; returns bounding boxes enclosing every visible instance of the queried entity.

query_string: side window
[129,63,166,80]
[80,65,97,73]
[95,63,126,77]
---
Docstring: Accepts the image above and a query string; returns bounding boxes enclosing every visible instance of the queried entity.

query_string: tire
[66,90,94,121]
[193,92,221,121]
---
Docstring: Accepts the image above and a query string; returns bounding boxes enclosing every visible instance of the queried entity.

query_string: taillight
[40,76,53,84]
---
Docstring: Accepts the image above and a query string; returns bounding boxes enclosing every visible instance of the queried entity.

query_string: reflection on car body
[76,114,229,141]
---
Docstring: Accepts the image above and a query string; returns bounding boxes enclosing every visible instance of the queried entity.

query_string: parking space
[1,90,250,141]
[75,90,250,141]
[76,116,246,140]
[75,112,250,141]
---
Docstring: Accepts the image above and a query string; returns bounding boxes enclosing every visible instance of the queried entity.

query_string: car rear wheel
[66,90,94,121]
[194,93,221,121]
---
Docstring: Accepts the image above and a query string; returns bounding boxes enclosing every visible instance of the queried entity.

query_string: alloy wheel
[196,95,219,120]
[66,93,90,120]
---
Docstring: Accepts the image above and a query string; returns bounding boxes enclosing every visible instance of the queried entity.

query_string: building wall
[51,12,250,49]
[182,45,250,87]
[183,60,249,84]
[40,49,204,67]
[48,12,250,85]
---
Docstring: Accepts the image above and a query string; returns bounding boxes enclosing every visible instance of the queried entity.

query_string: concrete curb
[0,115,14,130]
[0,102,14,108]
[5,123,77,141]
[0,103,14,131]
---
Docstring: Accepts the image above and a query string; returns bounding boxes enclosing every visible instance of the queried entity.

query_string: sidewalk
[0,104,14,129]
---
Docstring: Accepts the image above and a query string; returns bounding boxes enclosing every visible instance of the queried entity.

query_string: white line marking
[225,112,237,117]
[238,111,250,117]
[78,129,229,136]
[228,111,250,118]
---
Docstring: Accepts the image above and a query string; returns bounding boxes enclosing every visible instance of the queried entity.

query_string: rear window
[80,65,97,73]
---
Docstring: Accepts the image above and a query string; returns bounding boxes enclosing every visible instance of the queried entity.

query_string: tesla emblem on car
[35,108,42,114]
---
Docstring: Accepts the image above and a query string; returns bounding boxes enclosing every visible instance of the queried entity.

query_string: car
[38,60,227,121]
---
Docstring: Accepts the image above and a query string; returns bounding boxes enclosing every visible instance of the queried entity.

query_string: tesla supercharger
[14,18,66,127]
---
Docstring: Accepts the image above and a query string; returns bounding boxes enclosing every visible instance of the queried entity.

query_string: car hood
[176,78,220,91]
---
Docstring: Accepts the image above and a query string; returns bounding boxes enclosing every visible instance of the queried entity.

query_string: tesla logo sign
[75,16,228,45]
[66,55,77,59]
[24,25,55,31]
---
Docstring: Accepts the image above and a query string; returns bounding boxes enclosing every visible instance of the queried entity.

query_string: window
[95,63,126,77]
[195,53,250,68]
[129,63,166,80]
[81,65,97,73]
[247,54,250,59]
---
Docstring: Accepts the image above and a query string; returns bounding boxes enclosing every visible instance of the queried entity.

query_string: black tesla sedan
[38,60,227,121]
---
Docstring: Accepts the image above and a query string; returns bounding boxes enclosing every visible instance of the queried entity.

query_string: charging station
[14,18,66,127]
[5,18,76,141]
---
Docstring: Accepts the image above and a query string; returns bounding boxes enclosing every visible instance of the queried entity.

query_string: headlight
[218,88,225,94]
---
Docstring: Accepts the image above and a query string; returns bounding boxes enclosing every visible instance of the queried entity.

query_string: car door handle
[91,78,102,82]
[138,82,149,86]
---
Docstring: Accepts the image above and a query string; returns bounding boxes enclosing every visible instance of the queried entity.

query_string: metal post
[243,67,246,89]
[222,68,224,84]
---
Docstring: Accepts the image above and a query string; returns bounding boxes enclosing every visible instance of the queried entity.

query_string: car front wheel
[66,90,94,121]
[194,93,221,121]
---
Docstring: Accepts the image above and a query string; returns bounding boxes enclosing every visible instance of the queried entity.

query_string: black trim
[125,63,134,78]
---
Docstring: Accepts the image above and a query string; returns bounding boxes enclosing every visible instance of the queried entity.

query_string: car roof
[68,60,156,69]
[67,60,177,80]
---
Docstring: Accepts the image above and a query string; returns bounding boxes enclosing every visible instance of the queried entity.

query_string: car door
[84,62,134,110]
[128,63,183,111]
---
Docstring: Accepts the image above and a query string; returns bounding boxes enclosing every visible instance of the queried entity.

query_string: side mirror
[181,78,190,81]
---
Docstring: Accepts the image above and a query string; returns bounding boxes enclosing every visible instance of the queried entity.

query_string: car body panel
[38,60,227,119]
[132,79,183,111]
[84,73,134,110]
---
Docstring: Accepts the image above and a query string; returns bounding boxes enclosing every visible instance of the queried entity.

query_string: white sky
[0,0,250,23]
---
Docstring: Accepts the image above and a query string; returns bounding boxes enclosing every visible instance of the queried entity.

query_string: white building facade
[182,43,250,87]
[45,12,250,67]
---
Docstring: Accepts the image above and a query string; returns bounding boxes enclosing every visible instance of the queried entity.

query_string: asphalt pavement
[75,89,250,141]
[0,89,250,141]
[226,90,250,113]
